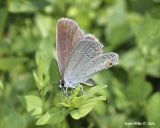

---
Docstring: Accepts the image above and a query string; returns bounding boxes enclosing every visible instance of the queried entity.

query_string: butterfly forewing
[56,18,83,78]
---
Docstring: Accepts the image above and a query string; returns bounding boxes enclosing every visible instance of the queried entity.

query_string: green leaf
[0,80,4,92]
[0,8,8,41]
[59,102,71,108]
[125,74,152,102]
[36,38,53,75]
[8,24,40,55]
[146,93,160,128]
[36,107,67,125]
[106,0,132,49]
[70,96,106,119]
[0,57,27,71]
[9,0,49,13]
[130,15,160,77]
[57,84,107,120]
[58,85,82,108]
[84,96,106,104]
[70,101,97,120]
[106,114,126,128]
[120,49,146,72]
[0,109,28,128]
[0,81,4,89]
[70,84,81,99]
[71,96,84,108]
[35,38,54,89]
[24,95,43,116]
[86,84,108,98]
[146,58,160,78]
[35,14,56,38]
[153,0,160,3]
[0,42,10,55]
[49,59,60,84]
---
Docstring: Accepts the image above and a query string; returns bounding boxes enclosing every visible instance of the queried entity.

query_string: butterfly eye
[59,80,65,88]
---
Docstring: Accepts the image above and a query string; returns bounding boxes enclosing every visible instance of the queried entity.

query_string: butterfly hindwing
[64,35,116,86]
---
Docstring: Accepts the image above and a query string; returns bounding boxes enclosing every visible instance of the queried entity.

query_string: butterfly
[56,18,119,93]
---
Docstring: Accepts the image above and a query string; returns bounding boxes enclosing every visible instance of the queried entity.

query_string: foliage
[0,0,160,128]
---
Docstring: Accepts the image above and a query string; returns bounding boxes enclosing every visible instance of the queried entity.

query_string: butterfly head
[59,79,65,88]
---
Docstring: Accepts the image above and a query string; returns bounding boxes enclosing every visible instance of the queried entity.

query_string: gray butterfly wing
[82,79,95,86]
[63,35,102,83]
[63,35,119,87]
[56,18,83,78]
[65,34,103,74]
[76,52,119,83]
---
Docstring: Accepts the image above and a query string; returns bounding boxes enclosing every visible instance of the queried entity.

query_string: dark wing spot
[109,62,113,66]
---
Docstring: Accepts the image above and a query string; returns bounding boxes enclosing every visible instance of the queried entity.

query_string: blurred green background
[0,0,160,128]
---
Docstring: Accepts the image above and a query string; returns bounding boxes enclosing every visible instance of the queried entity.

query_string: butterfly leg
[70,87,75,93]
[62,87,68,96]
[69,85,76,94]
[80,85,85,94]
